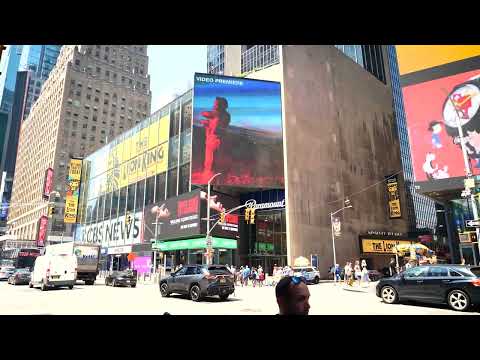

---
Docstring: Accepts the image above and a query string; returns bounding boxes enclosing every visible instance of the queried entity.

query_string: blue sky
[147,46,207,113]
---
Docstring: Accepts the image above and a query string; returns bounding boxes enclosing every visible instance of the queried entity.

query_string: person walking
[389,257,396,277]
[242,265,250,287]
[334,264,341,283]
[251,267,258,287]
[361,263,369,287]
[354,261,361,286]
[343,262,351,285]
[258,266,264,287]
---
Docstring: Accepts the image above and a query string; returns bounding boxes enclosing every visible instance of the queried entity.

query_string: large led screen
[402,69,480,182]
[191,73,284,187]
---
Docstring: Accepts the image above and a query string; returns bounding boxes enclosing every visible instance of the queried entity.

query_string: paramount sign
[245,199,285,210]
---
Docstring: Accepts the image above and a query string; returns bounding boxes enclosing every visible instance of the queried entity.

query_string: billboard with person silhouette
[191,73,284,187]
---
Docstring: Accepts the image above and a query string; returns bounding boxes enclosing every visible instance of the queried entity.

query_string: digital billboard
[191,73,284,187]
[402,69,480,182]
[64,158,82,224]
[143,189,240,243]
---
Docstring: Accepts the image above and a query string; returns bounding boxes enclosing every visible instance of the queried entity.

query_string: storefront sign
[386,175,402,218]
[43,168,54,200]
[36,215,49,247]
[64,159,82,224]
[245,199,285,210]
[361,238,413,254]
[367,230,406,237]
[152,237,237,251]
[81,211,142,246]
[107,245,132,255]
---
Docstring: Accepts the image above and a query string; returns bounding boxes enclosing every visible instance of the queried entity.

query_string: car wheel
[68,285,74,289]
[112,280,117,287]
[131,284,136,288]
[219,294,229,301]
[381,286,398,304]
[190,284,201,302]
[448,290,470,312]
[29,282,33,288]
[160,283,170,297]
[314,276,320,284]
[41,280,48,292]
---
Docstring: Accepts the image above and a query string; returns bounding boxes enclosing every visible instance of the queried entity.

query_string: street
[1,280,478,315]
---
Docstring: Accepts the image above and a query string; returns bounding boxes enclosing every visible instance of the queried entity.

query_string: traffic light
[470,232,478,243]
[219,211,226,224]
[48,204,55,217]
[249,208,255,224]
[125,214,132,226]
[245,208,251,223]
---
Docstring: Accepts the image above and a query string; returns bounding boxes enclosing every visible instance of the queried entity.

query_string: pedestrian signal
[220,211,226,224]
[249,208,255,224]
[125,214,132,226]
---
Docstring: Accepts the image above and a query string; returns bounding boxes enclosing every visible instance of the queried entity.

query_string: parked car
[376,265,480,312]
[0,266,15,281]
[159,264,234,302]
[105,270,137,288]
[292,266,321,284]
[8,268,31,285]
[30,253,77,291]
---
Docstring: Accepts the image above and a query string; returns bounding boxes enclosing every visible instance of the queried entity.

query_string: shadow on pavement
[168,294,241,303]
[400,300,480,313]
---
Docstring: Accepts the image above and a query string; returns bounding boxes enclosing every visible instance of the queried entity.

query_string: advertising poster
[200,190,240,239]
[106,114,169,192]
[43,168,54,200]
[192,73,284,187]
[64,159,82,224]
[402,69,480,182]
[143,190,202,242]
[361,238,413,254]
[36,215,49,247]
[132,256,151,274]
[386,175,402,218]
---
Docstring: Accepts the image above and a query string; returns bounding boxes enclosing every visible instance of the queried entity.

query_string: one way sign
[466,220,480,228]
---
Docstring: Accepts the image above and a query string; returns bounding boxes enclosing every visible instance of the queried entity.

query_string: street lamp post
[206,173,222,265]
[330,198,353,276]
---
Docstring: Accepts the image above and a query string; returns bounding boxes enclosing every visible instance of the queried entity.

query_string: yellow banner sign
[106,115,170,192]
[361,239,413,254]
[386,176,402,218]
[64,159,82,224]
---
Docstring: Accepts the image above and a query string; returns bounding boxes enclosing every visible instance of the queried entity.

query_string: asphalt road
[0,280,478,315]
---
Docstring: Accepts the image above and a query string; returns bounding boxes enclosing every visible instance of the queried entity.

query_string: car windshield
[470,267,480,277]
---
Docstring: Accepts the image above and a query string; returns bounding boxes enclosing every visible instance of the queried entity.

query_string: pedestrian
[389,257,396,277]
[334,264,341,283]
[344,262,351,285]
[258,267,265,287]
[361,264,369,287]
[275,276,311,315]
[242,265,250,287]
[251,267,257,287]
[354,260,362,286]
[361,259,367,269]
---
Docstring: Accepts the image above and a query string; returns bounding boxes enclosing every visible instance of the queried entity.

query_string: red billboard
[36,215,49,247]
[43,168,54,199]
[402,69,480,182]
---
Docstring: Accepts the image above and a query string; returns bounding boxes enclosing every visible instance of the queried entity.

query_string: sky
[147,46,207,113]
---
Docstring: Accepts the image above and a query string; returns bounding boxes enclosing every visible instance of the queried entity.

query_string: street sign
[466,220,480,228]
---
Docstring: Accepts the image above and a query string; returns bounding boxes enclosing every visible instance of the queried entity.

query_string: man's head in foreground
[275,276,311,315]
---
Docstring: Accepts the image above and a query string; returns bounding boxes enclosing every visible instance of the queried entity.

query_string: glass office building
[0,45,23,113]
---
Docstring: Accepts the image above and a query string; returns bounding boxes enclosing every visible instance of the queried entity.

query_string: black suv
[159,264,234,302]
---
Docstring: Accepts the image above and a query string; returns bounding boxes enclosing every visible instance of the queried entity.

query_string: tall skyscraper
[0,45,23,113]
[0,45,62,233]
[7,45,151,241]
[386,45,437,232]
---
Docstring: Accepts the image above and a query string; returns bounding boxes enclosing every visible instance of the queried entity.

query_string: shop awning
[152,237,237,251]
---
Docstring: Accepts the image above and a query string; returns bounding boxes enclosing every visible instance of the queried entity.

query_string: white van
[30,253,77,291]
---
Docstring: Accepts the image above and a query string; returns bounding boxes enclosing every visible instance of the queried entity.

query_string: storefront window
[136,179,145,210]
[170,107,180,137]
[155,172,166,202]
[167,168,178,198]
[178,163,190,195]
[104,192,112,220]
[181,100,192,133]
[118,187,127,218]
[145,176,155,206]
[127,184,135,212]
[111,189,119,218]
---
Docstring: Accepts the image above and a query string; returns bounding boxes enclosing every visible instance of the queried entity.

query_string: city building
[0,46,62,232]
[387,45,438,233]
[0,45,23,113]
[74,45,409,275]
[394,45,480,264]
[7,45,151,242]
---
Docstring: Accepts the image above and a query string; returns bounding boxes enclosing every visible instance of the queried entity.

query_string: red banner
[36,215,49,247]
[43,168,54,200]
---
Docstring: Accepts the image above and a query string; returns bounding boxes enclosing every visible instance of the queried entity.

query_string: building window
[75,59,80,66]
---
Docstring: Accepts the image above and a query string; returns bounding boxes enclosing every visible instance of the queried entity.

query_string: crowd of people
[329,259,371,287]
[225,264,297,287]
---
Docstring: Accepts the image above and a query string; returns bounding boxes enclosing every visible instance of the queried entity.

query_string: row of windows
[241,45,279,74]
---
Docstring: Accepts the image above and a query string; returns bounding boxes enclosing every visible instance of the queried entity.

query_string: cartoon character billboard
[402,69,480,182]
[191,73,284,187]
